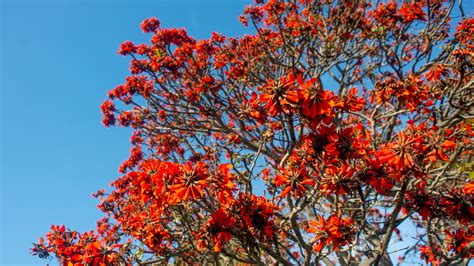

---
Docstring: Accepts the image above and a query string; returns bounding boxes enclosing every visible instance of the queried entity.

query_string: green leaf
[155,48,163,57]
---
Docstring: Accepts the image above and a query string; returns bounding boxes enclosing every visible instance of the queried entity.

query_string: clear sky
[1,1,249,264]
[1,1,473,265]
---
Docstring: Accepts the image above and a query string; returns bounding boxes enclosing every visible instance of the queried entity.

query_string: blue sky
[1,1,249,264]
[1,1,472,265]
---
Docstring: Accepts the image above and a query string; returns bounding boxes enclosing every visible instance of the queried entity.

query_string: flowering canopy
[33,0,473,265]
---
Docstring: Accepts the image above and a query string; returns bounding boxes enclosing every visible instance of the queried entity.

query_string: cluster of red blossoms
[30,224,125,266]
[93,159,281,258]
[308,214,355,253]
[258,73,366,119]
[34,0,473,265]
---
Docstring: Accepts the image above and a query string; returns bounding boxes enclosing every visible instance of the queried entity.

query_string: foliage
[32,0,473,265]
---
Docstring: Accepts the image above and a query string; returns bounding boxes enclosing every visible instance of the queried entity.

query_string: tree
[32,0,473,265]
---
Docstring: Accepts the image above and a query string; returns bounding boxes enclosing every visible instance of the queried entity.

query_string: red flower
[445,226,474,255]
[117,111,134,127]
[425,64,447,81]
[260,73,301,116]
[169,161,209,203]
[199,209,234,252]
[213,164,237,204]
[308,214,354,252]
[274,163,315,198]
[141,17,160,33]
[238,194,276,239]
[455,18,474,45]
[117,41,136,55]
[419,245,440,265]
[362,159,395,194]
[399,2,426,23]
[323,163,355,195]
[464,182,474,195]
[340,87,366,112]
[298,76,336,119]
[100,100,116,127]
[378,131,416,170]
[325,126,357,160]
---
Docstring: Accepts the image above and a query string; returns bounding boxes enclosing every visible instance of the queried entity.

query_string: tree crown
[33,0,473,265]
